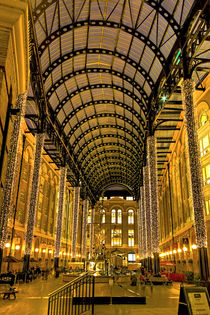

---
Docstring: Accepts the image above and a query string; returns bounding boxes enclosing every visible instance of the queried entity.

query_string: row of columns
[138,79,209,280]
[0,93,93,272]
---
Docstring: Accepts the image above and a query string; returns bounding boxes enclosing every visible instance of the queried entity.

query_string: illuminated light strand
[71,187,80,259]
[182,79,207,248]
[54,167,67,258]
[25,133,44,255]
[89,207,95,259]
[147,136,159,254]
[137,199,141,259]
[143,165,152,258]
[81,199,89,259]
[0,92,27,248]
[140,185,146,259]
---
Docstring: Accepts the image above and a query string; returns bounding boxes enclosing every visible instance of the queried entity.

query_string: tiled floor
[0,275,180,315]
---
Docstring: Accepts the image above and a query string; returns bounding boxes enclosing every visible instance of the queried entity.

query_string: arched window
[128,210,134,224]
[101,210,105,224]
[111,209,116,223]
[117,209,122,224]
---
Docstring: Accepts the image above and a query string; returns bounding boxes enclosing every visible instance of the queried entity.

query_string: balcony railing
[48,272,95,315]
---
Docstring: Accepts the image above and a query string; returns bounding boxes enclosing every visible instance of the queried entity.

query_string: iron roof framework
[26,0,210,203]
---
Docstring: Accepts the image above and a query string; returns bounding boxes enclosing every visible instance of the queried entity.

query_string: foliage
[185,271,194,281]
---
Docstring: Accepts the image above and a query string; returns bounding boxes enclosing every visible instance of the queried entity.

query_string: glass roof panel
[137,3,155,36]
[35,15,46,46]
[74,27,88,50]
[31,0,198,198]
[61,31,73,55]
[63,100,73,116]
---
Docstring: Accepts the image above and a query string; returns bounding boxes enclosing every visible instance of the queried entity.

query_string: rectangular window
[205,200,210,216]
[128,230,134,247]
[88,210,92,224]
[128,253,136,262]
[206,165,210,184]
[111,229,122,246]
[101,210,105,223]
[200,134,209,156]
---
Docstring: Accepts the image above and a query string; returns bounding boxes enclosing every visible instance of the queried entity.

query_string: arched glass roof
[29,0,198,200]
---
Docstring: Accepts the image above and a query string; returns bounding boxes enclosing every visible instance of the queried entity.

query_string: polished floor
[0,275,181,315]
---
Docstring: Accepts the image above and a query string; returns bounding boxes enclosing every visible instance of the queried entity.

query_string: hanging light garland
[54,166,67,258]
[71,186,80,259]
[137,199,141,259]
[0,92,27,248]
[81,199,89,259]
[147,136,160,254]
[140,185,146,259]
[25,133,44,255]
[89,206,95,259]
[143,165,152,258]
[182,79,207,248]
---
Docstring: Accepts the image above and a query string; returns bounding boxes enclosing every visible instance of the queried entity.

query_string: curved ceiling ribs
[60,100,146,135]
[30,0,197,200]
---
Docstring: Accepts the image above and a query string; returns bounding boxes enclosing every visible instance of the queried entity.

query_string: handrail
[48,272,88,297]
[48,272,95,315]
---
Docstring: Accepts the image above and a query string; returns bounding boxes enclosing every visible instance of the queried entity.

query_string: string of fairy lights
[89,206,95,259]
[71,186,80,258]
[143,165,152,258]
[147,136,160,254]
[25,133,44,255]
[140,185,146,259]
[182,79,207,248]
[54,166,67,258]
[81,199,89,259]
[137,199,141,259]
[0,92,27,249]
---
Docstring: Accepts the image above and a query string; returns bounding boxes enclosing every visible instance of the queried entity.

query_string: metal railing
[48,273,95,315]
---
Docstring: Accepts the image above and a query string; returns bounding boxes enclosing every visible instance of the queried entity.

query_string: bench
[1,286,18,299]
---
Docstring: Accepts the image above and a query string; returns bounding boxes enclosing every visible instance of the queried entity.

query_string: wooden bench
[1,286,18,299]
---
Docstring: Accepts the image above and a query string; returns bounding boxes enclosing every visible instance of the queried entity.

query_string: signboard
[178,285,210,315]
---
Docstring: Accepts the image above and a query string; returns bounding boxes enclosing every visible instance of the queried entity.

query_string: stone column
[182,79,209,281]
[89,207,95,259]
[71,187,80,260]
[143,165,152,271]
[54,167,67,269]
[23,133,44,272]
[81,199,89,261]
[147,135,160,274]
[0,92,27,271]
